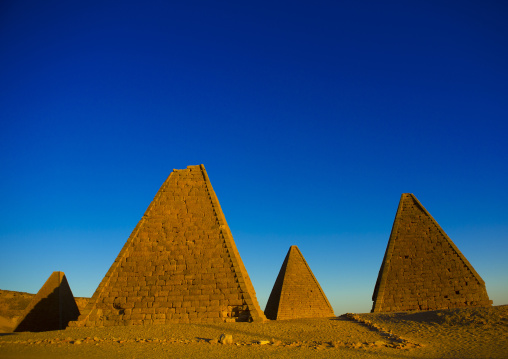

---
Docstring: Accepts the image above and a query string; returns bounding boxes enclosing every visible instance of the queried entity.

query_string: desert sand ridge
[1,301,507,358]
[372,193,492,312]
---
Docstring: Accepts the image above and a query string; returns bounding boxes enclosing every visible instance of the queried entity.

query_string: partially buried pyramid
[71,165,265,327]
[372,193,492,313]
[264,245,335,320]
[15,271,80,332]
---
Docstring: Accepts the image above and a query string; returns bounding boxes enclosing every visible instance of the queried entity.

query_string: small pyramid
[372,193,492,312]
[14,271,80,332]
[71,165,265,327]
[265,246,334,320]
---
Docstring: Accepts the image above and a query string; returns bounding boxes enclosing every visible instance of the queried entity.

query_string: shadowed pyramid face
[70,165,265,327]
[15,271,80,332]
[372,193,492,313]
[265,245,335,320]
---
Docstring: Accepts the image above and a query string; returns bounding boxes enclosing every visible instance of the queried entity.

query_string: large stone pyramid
[71,165,265,326]
[372,193,492,312]
[15,271,80,332]
[264,245,335,320]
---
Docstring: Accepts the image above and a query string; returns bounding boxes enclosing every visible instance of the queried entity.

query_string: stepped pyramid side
[265,246,334,320]
[15,271,80,332]
[372,193,492,312]
[71,165,265,327]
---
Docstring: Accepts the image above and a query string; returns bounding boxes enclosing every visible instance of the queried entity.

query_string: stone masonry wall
[71,165,265,327]
[372,194,492,312]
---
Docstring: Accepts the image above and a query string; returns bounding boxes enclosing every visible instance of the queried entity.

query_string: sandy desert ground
[0,290,506,358]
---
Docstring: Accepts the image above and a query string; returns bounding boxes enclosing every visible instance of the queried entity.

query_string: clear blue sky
[1,0,506,314]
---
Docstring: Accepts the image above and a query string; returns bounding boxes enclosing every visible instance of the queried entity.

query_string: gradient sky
[1,1,507,315]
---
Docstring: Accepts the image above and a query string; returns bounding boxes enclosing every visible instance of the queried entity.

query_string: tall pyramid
[372,193,492,313]
[15,271,80,332]
[71,165,265,327]
[264,246,335,320]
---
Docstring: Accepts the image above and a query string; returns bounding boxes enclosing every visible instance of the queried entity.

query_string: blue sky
[0,0,506,314]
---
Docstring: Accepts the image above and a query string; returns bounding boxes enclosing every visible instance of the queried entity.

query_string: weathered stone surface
[15,271,80,332]
[218,333,233,344]
[372,193,492,312]
[70,165,265,327]
[265,245,335,320]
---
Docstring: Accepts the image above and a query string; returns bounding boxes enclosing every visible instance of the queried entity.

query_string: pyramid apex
[51,271,65,282]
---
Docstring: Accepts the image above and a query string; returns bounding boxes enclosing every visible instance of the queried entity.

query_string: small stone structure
[372,193,492,312]
[15,271,80,332]
[265,245,335,320]
[71,165,265,327]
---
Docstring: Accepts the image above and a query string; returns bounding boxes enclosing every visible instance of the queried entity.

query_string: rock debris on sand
[0,306,507,358]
